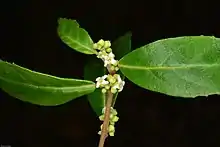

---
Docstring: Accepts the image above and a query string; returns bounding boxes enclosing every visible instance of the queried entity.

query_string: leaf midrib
[61,35,97,54]
[119,63,220,70]
[0,77,95,91]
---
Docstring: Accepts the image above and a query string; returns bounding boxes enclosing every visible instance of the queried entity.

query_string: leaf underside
[84,58,106,116]
[119,36,220,98]
[0,61,95,106]
[112,32,132,106]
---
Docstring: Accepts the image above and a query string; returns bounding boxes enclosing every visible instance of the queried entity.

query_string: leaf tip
[57,17,79,26]
[57,18,65,24]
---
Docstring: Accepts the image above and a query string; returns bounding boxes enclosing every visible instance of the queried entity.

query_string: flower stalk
[94,39,125,147]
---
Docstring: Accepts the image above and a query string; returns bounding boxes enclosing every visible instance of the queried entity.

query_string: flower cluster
[96,74,125,94]
[93,39,119,71]
[98,107,119,136]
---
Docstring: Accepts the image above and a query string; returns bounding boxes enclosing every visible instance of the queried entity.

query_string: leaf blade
[0,61,96,105]
[111,32,132,106]
[119,36,220,98]
[84,58,106,116]
[58,18,97,55]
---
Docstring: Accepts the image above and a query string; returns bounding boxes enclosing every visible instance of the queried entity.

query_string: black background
[1,0,220,147]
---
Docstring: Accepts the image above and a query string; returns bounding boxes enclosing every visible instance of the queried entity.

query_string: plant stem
[98,91,113,147]
[98,65,116,147]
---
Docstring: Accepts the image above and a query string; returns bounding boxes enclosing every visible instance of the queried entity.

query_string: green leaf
[84,32,132,116]
[112,31,132,60]
[58,18,97,55]
[119,36,220,98]
[111,32,132,106]
[84,58,106,116]
[0,61,96,106]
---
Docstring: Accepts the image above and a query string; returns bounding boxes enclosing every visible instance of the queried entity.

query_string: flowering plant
[1,18,220,147]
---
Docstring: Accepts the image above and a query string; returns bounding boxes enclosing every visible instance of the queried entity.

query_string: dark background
[1,0,220,147]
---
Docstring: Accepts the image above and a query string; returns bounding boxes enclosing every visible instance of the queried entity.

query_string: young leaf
[119,36,220,98]
[0,61,96,106]
[111,32,132,106]
[57,18,97,55]
[84,32,132,116]
[84,58,106,116]
[112,32,132,60]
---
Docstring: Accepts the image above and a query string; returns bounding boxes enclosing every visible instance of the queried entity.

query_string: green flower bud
[108,125,115,132]
[105,48,112,53]
[107,75,113,80]
[93,43,98,49]
[99,115,104,121]
[97,44,102,50]
[103,41,111,48]
[111,87,117,94]
[111,109,118,115]
[111,116,119,122]
[97,39,105,47]
[110,66,115,71]
[105,85,110,90]
[101,88,107,93]
[112,60,119,66]
[100,50,108,56]
[109,121,115,125]
[110,114,114,119]
[114,67,119,71]
[109,131,115,136]
[113,74,119,78]
[109,77,116,84]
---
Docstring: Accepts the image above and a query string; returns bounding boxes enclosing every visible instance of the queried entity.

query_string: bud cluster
[95,74,125,94]
[98,107,119,136]
[93,39,119,71]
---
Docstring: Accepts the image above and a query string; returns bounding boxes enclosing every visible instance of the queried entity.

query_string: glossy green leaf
[84,58,106,116]
[58,18,97,55]
[119,36,220,98]
[84,32,132,116]
[0,61,96,106]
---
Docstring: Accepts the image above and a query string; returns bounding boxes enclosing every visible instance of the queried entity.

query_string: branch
[98,91,113,147]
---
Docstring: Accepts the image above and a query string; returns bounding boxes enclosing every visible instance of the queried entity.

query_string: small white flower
[114,74,121,82]
[108,52,115,58]
[102,75,108,79]
[111,83,119,90]
[110,75,125,92]
[96,82,101,88]
[102,52,117,67]
[97,50,108,60]
[104,59,110,67]
[118,81,125,92]
[96,75,109,88]
[102,80,109,85]
[110,58,118,65]
[96,48,119,68]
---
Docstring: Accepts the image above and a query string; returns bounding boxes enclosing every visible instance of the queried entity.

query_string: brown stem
[106,65,116,75]
[98,91,113,147]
